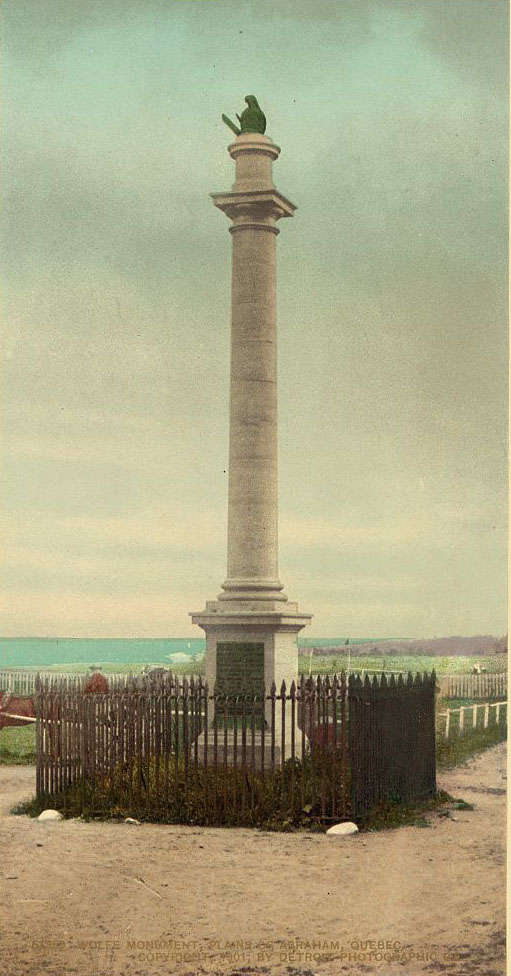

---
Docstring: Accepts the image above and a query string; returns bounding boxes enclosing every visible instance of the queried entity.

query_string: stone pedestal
[191,132,311,759]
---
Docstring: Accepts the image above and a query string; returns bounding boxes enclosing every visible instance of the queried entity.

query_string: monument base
[191,601,312,693]
[195,725,308,771]
[190,600,312,766]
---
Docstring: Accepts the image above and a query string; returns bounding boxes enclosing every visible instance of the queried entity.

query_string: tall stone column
[222,183,281,601]
[191,130,311,756]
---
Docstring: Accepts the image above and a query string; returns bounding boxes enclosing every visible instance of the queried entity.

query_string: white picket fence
[0,669,128,695]
[2,667,508,706]
[438,673,507,701]
[438,700,507,739]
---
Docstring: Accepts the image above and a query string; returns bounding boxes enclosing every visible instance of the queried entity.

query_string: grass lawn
[25,653,506,679]
[436,719,507,767]
[0,725,36,764]
[22,661,203,677]
[299,654,506,676]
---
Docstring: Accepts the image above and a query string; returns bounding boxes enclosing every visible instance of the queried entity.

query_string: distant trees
[310,634,506,657]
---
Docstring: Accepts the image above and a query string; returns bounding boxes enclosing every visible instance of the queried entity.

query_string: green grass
[361,789,453,831]
[29,661,204,677]
[0,725,36,764]
[438,701,506,734]
[436,717,507,767]
[299,654,506,676]
[437,696,506,709]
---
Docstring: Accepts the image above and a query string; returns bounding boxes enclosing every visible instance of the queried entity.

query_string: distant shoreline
[0,634,505,669]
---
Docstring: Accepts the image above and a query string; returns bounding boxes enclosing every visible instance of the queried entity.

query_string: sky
[1,0,508,639]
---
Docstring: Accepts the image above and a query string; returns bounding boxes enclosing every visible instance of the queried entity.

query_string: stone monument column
[217,133,288,603]
[191,109,311,757]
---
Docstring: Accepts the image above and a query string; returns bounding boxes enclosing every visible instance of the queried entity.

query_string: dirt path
[0,744,506,976]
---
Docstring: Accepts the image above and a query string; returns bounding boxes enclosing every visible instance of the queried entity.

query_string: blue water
[0,636,387,669]
[0,638,205,669]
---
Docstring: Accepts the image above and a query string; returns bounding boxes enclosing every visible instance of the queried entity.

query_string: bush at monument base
[30,753,349,831]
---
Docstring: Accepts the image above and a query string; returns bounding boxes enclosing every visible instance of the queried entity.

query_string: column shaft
[225,224,279,589]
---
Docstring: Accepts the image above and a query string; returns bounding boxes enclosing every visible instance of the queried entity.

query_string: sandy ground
[0,744,506,976]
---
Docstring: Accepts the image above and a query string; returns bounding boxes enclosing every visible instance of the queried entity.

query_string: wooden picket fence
[438,699,508,739]
[0,669,131,696]
[34,671,437,826]
[1,670,57,695]
[438,672,507,701]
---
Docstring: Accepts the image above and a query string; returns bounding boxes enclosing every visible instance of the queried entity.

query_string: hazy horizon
[2,0,507,639]
[1,632,505,642]
[1,633,506,671]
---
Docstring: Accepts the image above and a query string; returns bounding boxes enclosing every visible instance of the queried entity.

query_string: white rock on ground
[326,821,359,836]
[37,810,63,822]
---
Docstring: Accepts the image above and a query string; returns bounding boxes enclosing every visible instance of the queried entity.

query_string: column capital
[211,188,296,227]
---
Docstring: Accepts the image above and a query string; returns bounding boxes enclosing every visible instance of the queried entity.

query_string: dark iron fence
[5,667,506,700]
[349,672,437,820]
[34,671,436,826]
